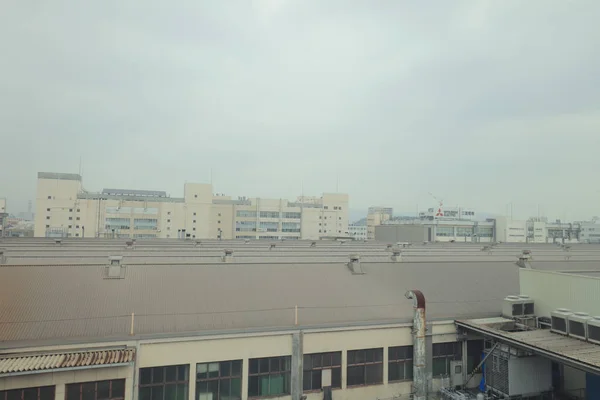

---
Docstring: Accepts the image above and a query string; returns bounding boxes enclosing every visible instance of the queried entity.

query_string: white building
[366,207,393,240]
[348,223,367,240]
[34,172,349,240]
[579,221,600,243]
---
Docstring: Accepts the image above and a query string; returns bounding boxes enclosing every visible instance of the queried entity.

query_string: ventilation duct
[195,240,202,247]
[516,254,532,269]
[391,249,402,262]
[125,240,134,249]
[347,254,364,274]
[270,243,276,250]
[222,249,234,262]
[244,239,250,244]
[405,290,426,400]
[0,249,5,265]
[386,244,393,251]
[105,256,125,279]
[54,239,62,246]
[310,241,316,248]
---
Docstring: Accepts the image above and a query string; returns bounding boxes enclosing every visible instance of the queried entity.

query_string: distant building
[0,197,6,236]
[34,172,349,240]
[348,223,367,240]
[367,207,393,240]
[579,221,600,243]
[376,219,495,243]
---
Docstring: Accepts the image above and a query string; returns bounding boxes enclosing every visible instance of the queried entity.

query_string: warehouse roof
[0,261,520,346]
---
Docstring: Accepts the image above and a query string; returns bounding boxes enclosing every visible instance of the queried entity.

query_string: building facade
[0,198,6,237]
[347,223,367,241]
[366,207,393,240]
[34,172,349,240]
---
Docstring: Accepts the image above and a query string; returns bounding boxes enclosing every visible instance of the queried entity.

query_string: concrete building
[1,239,600,400]
[577,221,600,243]
[0,198,6,236]
[375,220,495,243]
[34,172,349,240]
[347,223,367,241]
[366,207,393,240]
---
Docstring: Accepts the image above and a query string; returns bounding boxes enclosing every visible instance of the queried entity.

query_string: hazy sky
[2,1,600,220]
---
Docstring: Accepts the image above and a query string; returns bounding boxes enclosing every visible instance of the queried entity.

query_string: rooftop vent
[54,239,62,245]
[0,249,5,265]
[502,296,525,318]
[522,249,532,255]
[244,239,250,244]
[587,316,600,345]
[222,249,234,262]
[551,308,572,335]
[516,254,533,269]
[104,256,125,279]
[568,312,592,340]
[270,243,276,250]
[347,254,364,275]
[339,240,346,245]
[125,240,134,249]
[391,249,402,262]
[386,244,393,250]
[310,241,316,248]
[396,242,411,248]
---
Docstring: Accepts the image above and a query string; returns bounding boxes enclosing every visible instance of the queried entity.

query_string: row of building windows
[46,208,81,212]
[0,343,470,400]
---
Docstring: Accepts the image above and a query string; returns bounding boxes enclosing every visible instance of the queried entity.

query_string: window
[218,221,221,224]
[388,346,413,382]
[436,227,453,237]
[196,360,242,400]
[46,216,50,220]
[282,222,300,233]
[66,380,125,400]
[248,356,291,397]
[77,209,80,212]
[193,228,196,231]
[259,221,279,232]
[218,213,221,217]
[105,218,130,230]
[194,195,198,198]
[282,212,301,219]
[167,219,171,223]
[236,221,257,232]
[259,211,280,219]
[347,348,383,386]
[69,209,73,212]
[339,217,341,220]
[167,227,170,231]
[236,210,257,218]
[193,220,196,223]
[0,386,55,400]
[467,340,484,372]
[76,217,80,221]
[139,365,189,400]
[303,352,341,391]
[68,225,72,229]
[193,212,196,216]
[47,196,51,199]
[45,225,50,228]
[75,234,79,237]
[69,217,73,220]
[46,208,50,211]
[76,225,80,228]
[333,206,338,210]
[134,219,158,230]
[324,206,328,210]
[168,212,171,215]
[432,342,462,377]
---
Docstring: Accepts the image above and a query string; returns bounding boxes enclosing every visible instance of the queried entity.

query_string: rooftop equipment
[551,308,572,335]
[222,249,234,262]
[501,295,534,318]
[568,312,592,340]
[587,316,600,345]
[347,254,364,275]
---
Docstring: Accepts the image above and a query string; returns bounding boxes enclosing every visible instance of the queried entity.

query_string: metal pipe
[405,290,426,400]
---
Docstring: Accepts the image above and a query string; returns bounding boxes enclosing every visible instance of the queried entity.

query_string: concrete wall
[520,269,600,317]
[375,224,426,243]
[1,322,460,400]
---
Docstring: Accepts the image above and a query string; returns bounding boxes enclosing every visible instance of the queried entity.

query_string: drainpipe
[405,290,426,400]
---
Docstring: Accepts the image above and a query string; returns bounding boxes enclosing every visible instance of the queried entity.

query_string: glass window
[282,222,301,233]
[139,365,189,400]
[235,221,256,232]
[259,211,280,219]
[432,342,462,377]
[66,380,125,400]
[467,340,484,373]
[248,356,291,398]
[0,387,55,400]
[105,218,131,230]
[259,221,279,232]
[196,360,242,400]
[236,210,257,218]
[133,219,158,230]
[303,352,342,391]
[388,346,413,382]
[282,212,301,219]
[347,348,383,386]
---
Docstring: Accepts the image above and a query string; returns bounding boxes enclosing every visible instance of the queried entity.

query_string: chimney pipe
[405,290,426,400]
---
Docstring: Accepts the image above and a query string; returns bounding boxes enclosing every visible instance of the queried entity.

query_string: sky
[2,0,600,221]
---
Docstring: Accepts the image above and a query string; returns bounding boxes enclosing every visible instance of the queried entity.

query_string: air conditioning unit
[568,312,592,340]
[518,295,535,316]
[502,296,524,318]
[586,316,600,345]
[551,308,572,335]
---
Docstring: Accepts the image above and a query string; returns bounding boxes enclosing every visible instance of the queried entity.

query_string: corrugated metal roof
[457,318,600,374]
[0,348,134,375]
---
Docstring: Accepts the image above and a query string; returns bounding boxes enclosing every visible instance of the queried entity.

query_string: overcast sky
[2,1,600,220]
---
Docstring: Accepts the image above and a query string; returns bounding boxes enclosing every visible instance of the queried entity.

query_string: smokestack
[405,290,426,400]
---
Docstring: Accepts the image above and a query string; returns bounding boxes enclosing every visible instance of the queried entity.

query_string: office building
[348,223,367,241]
[34,172,349,240]
[366,207,393,240]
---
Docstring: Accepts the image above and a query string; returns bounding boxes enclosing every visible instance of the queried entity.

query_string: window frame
[432,342,462,377]
[248,356,291,398]
[66,379,125,400]
[346,348,384,387]
[196,360,242,400]
[388,346,413,383]
[302,352,342,392]
[139,364,189,400]
[0,386,55,400]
